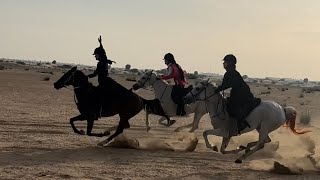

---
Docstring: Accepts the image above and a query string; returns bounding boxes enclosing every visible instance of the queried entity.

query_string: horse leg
[203,129,225,152]
[164,115,176,127]
[244,135,271,153]
[97,119,129,146]
[146,112,151,132]
[235,132,268,163]
[189,112,205,132]
[70,115,86,135]
[86,119,108,137]
[220,137,246,154]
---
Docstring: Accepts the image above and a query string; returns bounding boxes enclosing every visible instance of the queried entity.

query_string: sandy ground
[0,62,320,179]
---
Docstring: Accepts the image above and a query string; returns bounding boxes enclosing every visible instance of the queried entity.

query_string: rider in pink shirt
[161,53,187,116]
[161,62,187,87]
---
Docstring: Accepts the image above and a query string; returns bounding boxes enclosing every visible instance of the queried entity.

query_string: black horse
[54,67,172,146]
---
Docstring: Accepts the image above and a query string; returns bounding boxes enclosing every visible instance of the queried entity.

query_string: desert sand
[0,62,319,179]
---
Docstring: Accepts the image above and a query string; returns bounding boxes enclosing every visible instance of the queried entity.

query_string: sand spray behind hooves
[107,132,198,152]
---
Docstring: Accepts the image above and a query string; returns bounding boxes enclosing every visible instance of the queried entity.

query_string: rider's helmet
[222,54,237,65]
[93,47,106,56]
[163,53,175,61]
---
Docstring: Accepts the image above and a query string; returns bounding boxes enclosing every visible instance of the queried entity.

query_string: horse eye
[142,77,145,79]
[196,87,200,91]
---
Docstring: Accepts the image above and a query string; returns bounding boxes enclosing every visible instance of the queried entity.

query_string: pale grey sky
[0,0,319,80]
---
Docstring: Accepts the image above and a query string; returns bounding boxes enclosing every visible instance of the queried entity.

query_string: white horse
[183,79,311,163]
[132,70,207,132]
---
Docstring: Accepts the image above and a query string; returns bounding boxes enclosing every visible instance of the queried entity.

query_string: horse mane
[75,70,94,87]
[146,70,169,85]
[198,78,218,88]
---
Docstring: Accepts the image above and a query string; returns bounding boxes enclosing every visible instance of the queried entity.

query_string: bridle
[60,71,78,89]
[136,72,168,100]
[60,71,82,104]
[189,82,226,120]
[136,72,157,89]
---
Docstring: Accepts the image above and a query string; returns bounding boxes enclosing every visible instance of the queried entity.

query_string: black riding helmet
[223,54,237,65]
[92,46,106,55]
[163,53,176,64]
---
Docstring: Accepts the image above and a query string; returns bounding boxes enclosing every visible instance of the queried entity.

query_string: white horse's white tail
[283,107,312,135]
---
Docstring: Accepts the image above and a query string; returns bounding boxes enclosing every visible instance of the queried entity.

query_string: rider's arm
[87,69,97,78]
[161,66,174,80]
[106,59,113,65]
[215,71,233,93]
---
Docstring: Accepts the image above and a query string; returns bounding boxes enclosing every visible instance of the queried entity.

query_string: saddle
[232,97,261,135]
[246,98,261,116]
[171,85,193,104]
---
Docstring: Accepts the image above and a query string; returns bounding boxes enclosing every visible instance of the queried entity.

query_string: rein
[191,83,226,120]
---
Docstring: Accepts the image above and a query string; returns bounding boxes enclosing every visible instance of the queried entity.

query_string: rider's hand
[98,35,102,44]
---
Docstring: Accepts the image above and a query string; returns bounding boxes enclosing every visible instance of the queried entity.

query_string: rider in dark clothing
[215,54,259,134]
[87,36,115,117]
[87,35,114,87]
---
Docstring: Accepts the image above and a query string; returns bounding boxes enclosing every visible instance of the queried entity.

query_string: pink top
[161,63,187,87]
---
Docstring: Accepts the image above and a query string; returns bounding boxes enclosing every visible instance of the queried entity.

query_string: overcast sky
[1,0,319,80]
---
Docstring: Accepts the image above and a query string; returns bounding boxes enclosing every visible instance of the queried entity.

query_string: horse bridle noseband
[60,71,82,104]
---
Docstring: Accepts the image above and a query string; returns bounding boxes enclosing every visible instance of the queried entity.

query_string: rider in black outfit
[87,35,114,87]
[87,36,116,117]
[215,54,260,134]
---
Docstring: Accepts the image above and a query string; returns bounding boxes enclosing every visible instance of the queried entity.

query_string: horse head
[54,66,88,89]
[132,70,159,90]
[184,79,217,104]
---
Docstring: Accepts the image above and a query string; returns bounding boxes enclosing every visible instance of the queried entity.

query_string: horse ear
[71,66,77,72]
[206,78,210,85]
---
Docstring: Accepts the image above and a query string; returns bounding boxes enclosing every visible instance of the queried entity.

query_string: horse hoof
[79,130,85,135]
[146,127,151,132]
[167,120,176,127]
[97,142,104,146]
[238,145,246,150]
[211,145,218,152]
[174,128,180,132]
[235,159,242,163]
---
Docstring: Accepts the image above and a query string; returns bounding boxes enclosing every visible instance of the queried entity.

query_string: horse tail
[284,107,311,135]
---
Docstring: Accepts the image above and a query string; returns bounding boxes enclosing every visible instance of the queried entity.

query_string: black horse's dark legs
[97,119,129,146]
[86,119,108,137]
[70,115,86,135]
